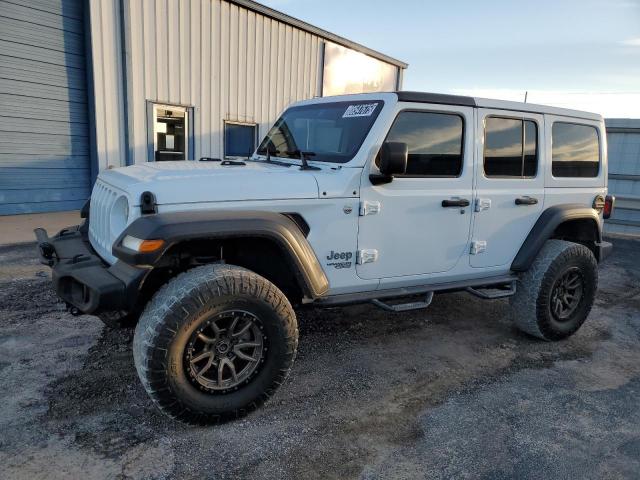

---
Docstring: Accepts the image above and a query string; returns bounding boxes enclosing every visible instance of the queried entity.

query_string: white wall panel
[88,0,126,170]
[91,0,401,166]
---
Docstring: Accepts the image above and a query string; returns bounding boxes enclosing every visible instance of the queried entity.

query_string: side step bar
[466,281,516,299]
[316,274,518,307]
[371,292,434,312]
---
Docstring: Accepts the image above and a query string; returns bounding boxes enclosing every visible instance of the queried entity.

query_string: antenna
[524,91,528,103]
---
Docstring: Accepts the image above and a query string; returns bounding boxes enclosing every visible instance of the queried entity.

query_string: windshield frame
[256,100,385,164]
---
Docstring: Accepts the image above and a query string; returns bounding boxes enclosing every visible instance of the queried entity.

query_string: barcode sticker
[343,103,378,118]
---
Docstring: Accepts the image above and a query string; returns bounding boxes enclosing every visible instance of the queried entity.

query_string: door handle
[515,196,538,206]
[442,198,470,208]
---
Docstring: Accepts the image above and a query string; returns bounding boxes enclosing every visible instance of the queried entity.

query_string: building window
[552,122,600,177]
[484,117,538,178]
[224,122,257,158]
[148,103,192,161]
[381,111,464,177]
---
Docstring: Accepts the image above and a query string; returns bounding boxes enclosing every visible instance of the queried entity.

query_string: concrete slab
[0,211,81,246]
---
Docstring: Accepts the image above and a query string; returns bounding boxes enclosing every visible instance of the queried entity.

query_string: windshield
[256,100,384,163]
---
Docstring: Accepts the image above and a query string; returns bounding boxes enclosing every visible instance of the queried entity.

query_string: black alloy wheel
[185,310,266,393]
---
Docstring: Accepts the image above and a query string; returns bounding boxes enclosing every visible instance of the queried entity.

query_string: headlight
[110,195,129,237]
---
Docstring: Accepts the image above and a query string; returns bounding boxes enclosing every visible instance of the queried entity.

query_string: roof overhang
[228,0,408,69]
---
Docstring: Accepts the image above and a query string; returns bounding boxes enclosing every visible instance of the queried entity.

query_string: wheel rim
[550,267,584,322]
[185,310,266,393]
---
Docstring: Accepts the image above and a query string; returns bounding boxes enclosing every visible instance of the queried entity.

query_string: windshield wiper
[285,150,320,171]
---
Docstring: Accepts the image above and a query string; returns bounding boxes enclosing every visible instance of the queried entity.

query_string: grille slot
[88,180,122,264]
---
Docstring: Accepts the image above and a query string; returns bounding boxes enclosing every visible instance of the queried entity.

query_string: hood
[98,161,320,205]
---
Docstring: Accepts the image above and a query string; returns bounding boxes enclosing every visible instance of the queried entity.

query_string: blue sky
[260,0,640,117]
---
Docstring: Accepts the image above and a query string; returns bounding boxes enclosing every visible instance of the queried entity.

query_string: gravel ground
[0,237,639,479]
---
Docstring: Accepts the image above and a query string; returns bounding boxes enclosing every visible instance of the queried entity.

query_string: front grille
[88,180,120,264]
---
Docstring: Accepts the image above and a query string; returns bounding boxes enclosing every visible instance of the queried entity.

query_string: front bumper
[34,225,147,315]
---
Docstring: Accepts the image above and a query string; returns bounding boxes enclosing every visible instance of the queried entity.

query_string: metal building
[605,119,640,236]
[0,0,406,215]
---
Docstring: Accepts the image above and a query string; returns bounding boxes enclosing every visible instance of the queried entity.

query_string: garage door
[605,119,640,236]
[0,0,90,215]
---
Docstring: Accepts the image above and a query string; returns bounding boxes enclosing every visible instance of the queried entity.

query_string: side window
[484,117,538,178]
[552,122,600,177]
[383,111,464,177]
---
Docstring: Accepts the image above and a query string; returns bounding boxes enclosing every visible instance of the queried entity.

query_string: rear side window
[552,122,600,177]
[383,111,464,176]
[484,117,538,178]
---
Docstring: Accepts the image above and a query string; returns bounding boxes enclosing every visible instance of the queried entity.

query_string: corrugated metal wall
[89,0,325,168]
[605,119,640,236]
[0,0,90,214]
[124,0,323,163]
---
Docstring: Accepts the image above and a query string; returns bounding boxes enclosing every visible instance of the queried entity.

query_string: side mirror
[379,142,408,175]
[371,142,408,184]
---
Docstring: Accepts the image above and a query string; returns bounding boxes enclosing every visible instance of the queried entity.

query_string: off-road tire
[510,239,598,341]
[98,310,139,329]
[133,264,298,425]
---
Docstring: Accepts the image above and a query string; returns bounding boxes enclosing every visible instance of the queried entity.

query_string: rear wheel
[133,264,298,425]
[510,239,598,341]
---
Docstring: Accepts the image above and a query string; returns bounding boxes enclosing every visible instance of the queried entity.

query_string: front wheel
[133,264,298,425]
[510,239,598,341]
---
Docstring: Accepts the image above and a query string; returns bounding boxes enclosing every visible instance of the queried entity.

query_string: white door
[356,105,474,280]
[471,109,545,268]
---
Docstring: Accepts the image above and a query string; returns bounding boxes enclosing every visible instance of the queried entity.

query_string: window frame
[146,102,194,162]
[380,108,466,179]
[223,120,258,159]
[550,120,601,179]
[482,115,540,180]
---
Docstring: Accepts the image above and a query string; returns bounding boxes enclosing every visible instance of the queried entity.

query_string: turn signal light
[603,195,615,220]
[122,235,165,253]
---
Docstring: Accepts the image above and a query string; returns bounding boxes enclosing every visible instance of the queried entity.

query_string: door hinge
[475,198,491,212]
[470,240,487,255]
[357,249,379,264]
[359,201,381,216]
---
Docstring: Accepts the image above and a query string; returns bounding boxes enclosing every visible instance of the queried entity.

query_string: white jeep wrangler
[36,91,614,424]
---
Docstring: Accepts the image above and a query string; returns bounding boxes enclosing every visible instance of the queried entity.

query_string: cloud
[621,38,640,46]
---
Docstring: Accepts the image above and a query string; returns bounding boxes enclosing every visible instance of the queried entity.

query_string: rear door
[470,109,545,268]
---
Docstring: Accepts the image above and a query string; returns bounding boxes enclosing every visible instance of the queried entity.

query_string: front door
[470,109,545,268]
[356,105,474,280]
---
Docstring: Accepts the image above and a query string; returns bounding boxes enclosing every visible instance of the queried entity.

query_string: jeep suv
[35,92,614,424]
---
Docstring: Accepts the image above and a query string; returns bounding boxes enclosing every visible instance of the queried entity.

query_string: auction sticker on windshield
[343,103,378,118]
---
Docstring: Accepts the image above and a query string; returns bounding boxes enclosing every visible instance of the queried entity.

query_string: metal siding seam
[246,10,255,124]
[229,3,238,121]
[220,0,229,153]
[155,0,167,101]
[119,0,132,166]
[238,6,247,122]
[269,19,277,122]
[130,0,146,164]
[200,0,211,158]
[254,13,263,132]
[83,0,99,185]
[211,0,220,157]
[277,22,285,114]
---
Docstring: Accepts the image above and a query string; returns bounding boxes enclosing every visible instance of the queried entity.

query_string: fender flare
[511,204,603,272]
[113,210,329,299]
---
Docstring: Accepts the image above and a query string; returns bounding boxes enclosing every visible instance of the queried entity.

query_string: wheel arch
[511,204,604,272]
[113,210,329,301]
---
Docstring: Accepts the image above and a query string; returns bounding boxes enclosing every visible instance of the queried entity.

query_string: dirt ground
[0,237,639,480]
